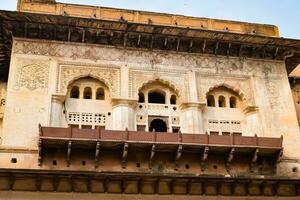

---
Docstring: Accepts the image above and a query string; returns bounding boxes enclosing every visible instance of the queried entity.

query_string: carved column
[111,99,137,131]
[180,103,205,134]
[244,106,262,136]
[50,94,65,127]
[179,71,205,134]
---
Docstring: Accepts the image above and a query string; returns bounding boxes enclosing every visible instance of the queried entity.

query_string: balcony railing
[38,126,283,170]
[39,126,282,149]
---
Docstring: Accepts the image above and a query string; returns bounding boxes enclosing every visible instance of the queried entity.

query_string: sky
[1,0,300,39]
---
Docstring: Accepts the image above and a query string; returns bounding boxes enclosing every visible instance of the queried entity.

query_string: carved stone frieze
[14,60,49,91]
[57,64,120,97]
[13,39,285,77]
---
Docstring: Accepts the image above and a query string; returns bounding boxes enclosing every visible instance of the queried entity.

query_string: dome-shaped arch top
[206,83,246,101]
[138,78,180,98]
[59,66,120,97]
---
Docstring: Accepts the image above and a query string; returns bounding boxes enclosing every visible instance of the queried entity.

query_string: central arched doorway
[149,119,167,132]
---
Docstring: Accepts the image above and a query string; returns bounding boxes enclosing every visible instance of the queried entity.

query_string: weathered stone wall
[0,82,6,144]
[1,38,299,176]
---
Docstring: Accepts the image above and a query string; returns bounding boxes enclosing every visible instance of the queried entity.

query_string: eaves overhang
[0,10,300,80]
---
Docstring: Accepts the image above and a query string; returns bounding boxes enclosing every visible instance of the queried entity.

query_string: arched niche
[64,76,112,129]
[137,79,180,105]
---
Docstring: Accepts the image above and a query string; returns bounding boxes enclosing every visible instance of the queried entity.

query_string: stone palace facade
[1,0,300,199]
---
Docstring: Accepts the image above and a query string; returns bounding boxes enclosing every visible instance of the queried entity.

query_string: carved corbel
[176,38,181,51]
[150,35,154,49]
[227,43,232,56]
[202,40,206,53]
[201,146,209,171]
[38,138,42,166]
[250,148,259,170]
[67,141,72,167]
[226,148,235,171]
[189,39,193,52]
[137,34,141,46]
[149,144,156,169]
[122,143,129,168]
[164,37,168,47]
[276,149,283,164]
[273,47,279,59]
[175,145,183,170]
[95,141,101,168]
[123,33,128,47]
[214,41,219,55]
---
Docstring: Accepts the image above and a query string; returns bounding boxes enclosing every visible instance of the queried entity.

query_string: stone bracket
[122,143,129,168]
[67,141,72,167]
[226,148,235,171]
[175,144,183,170]
[149,144,156,169]
[201,146,209,171]
[95,141,101,168]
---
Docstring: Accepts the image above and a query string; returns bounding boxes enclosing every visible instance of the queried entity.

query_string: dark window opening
[148,91,165,104]
[138,93,145,103]
[52,160,57,165]
[170,95,177,105]
[172,127,180,133]
[70,86,79,98]
[11,158,17,163]
[207,95,215,107]
[218,96,226,107]
[96,88,105,100]
[149,119,167,132]
[83,87,92,99]
[230,96,237,108]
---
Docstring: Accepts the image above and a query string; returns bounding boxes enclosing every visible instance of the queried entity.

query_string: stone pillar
[180,103,205,134]
[244,106,262,136]
[179,71,205,134]
[50,94,65,127]
[111,99,137,131]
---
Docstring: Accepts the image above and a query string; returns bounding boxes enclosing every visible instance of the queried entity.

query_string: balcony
[38,126,283,173]
[136,103,178,116]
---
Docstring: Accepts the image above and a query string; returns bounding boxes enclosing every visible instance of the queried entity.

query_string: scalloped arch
[206,83,246,101]
[137,78,181,98]
[65,74,112,95]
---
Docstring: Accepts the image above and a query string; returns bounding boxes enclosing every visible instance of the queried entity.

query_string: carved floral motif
[14,63,49,91]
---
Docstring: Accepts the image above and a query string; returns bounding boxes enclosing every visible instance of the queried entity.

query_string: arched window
[218,96,226,107]
[148,91,165,104]
[170,95,177,105]
[207,95,215,107]
[138,93,145,103]
[230,96,237,108]
[70,86,79,99]
[83,87,92,99]
[96,88,105,100]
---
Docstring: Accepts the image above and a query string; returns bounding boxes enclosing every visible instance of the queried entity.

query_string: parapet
[17,0,279,37]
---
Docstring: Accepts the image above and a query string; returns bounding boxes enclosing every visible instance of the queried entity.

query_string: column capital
[52,94,66,103]
[243,106,259,114]
[111,98,137,108]
[179,102,206,110]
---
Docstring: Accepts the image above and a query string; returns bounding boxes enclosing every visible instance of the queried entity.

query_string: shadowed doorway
[149,119,167,132]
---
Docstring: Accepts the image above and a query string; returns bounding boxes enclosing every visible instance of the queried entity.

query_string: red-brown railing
[39,126,283,149]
